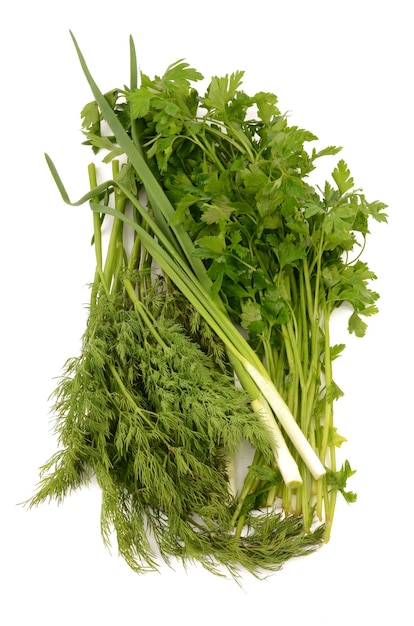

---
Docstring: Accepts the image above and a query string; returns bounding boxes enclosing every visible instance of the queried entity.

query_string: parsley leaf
[332,159,354,195]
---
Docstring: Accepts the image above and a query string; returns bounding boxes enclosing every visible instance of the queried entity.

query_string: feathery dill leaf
[30,284,323,577]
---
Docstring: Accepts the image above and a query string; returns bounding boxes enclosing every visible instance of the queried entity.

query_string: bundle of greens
[28,33,387,578]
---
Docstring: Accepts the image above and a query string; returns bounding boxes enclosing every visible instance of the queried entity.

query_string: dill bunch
[29,282,323,577]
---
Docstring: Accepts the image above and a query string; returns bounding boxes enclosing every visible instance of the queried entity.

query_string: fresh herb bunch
[29,33,386,577]
[111,59,388,536]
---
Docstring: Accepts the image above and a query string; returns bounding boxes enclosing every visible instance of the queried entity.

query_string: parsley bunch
[29,33,386,577]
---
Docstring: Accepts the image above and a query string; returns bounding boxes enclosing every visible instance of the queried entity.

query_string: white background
[1,1,413,623]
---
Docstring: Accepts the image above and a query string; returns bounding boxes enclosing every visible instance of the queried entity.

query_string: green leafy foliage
[30,35,387,578]
[332,159,354,195]
[29,274,324,577]
[326,461,357,503]
[118,55,385,536]
[204,71,245,114]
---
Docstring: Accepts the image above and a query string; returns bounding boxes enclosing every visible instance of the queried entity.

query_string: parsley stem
[324,452,337,541]
[321,302,333,462]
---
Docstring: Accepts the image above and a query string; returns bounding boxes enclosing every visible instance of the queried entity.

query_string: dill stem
[123,278,169,351]
[230,457,261,534]
[127,223,141,274]
[107,362,157,431]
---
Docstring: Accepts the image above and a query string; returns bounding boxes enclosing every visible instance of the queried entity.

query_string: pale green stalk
[251,399,302,488]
